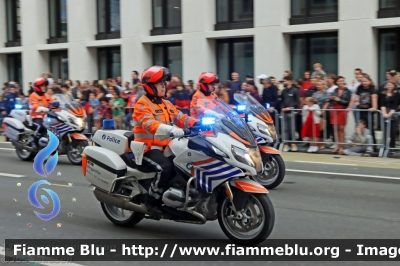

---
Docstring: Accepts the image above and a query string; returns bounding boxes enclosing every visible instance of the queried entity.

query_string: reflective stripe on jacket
[29,92,53,118]
[133,95,197,152]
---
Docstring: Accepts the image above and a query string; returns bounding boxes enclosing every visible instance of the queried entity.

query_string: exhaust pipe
[11,139,35,152]
[93,188,150,214]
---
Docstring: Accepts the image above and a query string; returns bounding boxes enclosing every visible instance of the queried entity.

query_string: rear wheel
[101,202,144,227]
[217,193,275,245]
[253,153,285,189]
[15,135,37,161]
[67,140,88,165]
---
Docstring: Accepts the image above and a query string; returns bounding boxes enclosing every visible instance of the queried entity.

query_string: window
[151,0,182,35]
[96,0,120,40]
[378,0,400,18]
[50,50,69,81]
[217,38,254,80]
[48,0,68,43]
[291,33,338,80]
[290,0,338,25]
[216,0,254,30]
[378,28,400,84]
[98,47,121,80]
[153,43,182,78]
[5,0,21,47]
[7,53,22,87]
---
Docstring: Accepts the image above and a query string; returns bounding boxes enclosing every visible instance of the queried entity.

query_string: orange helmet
[141,66,171,96]
[34,78,49,94]
[198,72,219,95]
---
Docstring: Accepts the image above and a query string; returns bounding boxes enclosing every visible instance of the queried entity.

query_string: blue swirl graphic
[28,180,61,221]
[33,130,59,177]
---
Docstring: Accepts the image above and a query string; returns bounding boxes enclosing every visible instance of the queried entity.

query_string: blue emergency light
[201,117,216,126]
[102,119,115,130]
[237,105,246,112]
[15,104,23,109]
[247,114,253,122]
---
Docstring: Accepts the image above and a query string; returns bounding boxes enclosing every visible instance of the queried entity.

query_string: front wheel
[67,140,88,165]
[218,193,275,245]
[101,202,144,227]
[253,153,285,189]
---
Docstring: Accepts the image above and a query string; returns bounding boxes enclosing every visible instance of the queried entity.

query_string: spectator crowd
[1,64,400,156]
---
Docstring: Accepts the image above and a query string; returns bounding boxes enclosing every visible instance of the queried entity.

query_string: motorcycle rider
[132,66,198,214]
[29,78,53,147]
[190,72,219,118]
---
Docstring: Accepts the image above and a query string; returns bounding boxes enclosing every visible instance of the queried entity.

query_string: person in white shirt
[325,74,338,148]
[349,68,363,95]
[326,74,338,94]
[302,97,322,153]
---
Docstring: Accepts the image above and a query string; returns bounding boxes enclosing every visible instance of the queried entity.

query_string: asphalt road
[0,142,400,266]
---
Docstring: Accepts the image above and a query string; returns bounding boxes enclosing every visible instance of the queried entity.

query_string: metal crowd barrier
[382,112,400,158]
[278,108,386,157]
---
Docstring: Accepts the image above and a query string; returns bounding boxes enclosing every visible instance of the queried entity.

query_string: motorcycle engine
[162,188,185,208]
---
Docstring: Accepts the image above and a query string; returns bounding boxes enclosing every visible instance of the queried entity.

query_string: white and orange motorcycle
[2,94,88,165]
[81,97,275,245]
[234,93,286,189]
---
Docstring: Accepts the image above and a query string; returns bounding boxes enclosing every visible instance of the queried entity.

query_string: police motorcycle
[233,93,286,189]
[2,94,88,165]
[81,97,275,245]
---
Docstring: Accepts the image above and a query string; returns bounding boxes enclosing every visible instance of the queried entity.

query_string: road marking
[293,161,358,166]
[0,147,14,150]
[0,172,25,178]
[50,183,73,187]
[0,247,85,266]
[287,169,400,181]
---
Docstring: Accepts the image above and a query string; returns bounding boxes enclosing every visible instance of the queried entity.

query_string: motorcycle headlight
[77,117,86,128]
[257,123,271,136]
[212,146,228,158]
[231,145,255,167]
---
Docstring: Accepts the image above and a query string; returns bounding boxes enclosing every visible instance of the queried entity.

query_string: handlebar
[169,127,200,139]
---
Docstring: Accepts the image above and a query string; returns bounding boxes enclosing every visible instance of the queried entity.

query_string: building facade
[0,0,400,92]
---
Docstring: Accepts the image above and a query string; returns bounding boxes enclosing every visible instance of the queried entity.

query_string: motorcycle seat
[120,153,137,169]
[23,121,37,131]
[123,132,135,147]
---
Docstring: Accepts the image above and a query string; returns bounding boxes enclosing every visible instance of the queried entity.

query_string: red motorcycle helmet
[198,72,219,94]
[141,66,171,96]
[34,78,49,94]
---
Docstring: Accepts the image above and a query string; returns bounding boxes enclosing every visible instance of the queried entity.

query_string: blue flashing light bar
[237,105,246,111]
[201,117,216,126]
[102,119,115,130]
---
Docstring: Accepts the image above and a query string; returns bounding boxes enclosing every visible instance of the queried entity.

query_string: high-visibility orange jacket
[29,92,53,118]
[133,95,197,152]
[190,90,218,119]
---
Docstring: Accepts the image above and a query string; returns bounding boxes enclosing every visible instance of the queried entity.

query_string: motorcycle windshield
[197,97,257,147]
[53,94,85,117]
[234,92,274,124]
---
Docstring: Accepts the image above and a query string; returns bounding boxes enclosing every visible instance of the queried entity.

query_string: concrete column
[120,0,152,83]
[0,54,7,84]
[0,0,7,46]
[20,0,49,85]
[67,0,97,80]
[338,0,378,83]
[254,0,290,93]
[182,0,215,82]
